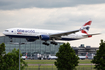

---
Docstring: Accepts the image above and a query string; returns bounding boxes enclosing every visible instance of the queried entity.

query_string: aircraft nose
[3,31,6,35]
[3,30,9,35]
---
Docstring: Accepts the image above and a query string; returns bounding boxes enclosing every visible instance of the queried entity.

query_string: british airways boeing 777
[3,21,100,45]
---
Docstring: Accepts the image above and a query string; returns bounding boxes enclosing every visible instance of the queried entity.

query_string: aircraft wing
[50,29,82,37]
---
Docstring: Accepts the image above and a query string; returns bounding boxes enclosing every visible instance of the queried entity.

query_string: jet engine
[40,35,50,40]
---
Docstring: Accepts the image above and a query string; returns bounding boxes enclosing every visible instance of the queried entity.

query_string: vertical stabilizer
[80,21,92,35]
[86,52,88,58]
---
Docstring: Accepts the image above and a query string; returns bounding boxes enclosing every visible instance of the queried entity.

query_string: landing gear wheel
[9,37,13,42]
[50,41,58,45]
[10,40,13,42]
[42,42,49,46]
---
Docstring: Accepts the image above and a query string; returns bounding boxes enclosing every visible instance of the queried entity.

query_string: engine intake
[40,35,50,40]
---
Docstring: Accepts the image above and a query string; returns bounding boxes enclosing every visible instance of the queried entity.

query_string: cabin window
[5,30,9,32]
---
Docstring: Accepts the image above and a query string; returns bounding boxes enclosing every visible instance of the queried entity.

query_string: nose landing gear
[9,37,13,42]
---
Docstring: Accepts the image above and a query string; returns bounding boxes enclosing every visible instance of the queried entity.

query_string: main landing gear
[42,42,49,46]
[50,41,58,45]
[42,41,58,46]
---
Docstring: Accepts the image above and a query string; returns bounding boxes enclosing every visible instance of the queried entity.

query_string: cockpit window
[5,30,9,32]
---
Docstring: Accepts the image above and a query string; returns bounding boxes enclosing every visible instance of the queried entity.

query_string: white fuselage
[3,28,86,41]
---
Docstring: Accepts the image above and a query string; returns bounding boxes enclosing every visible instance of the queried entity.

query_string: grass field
[26,65,94,68]
[24,60,95,70]
[24,59,92,64]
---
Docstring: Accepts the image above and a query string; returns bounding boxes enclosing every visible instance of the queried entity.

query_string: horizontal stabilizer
[83,33,101,37]
[87,33,101,36]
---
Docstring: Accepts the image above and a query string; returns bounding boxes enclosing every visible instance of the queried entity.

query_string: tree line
[54,40,105,70]
[0,43,27,70]
[0,40,105,70]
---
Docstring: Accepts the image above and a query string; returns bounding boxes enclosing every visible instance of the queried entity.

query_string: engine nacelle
[40,35,50,40]
[26,38,36,42]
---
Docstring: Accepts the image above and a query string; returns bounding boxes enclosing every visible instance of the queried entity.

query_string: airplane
[78,52,88,60]
[3,21,100,45]
[48,55,57,60]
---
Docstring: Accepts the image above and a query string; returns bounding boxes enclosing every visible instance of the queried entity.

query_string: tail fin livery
[80,21,100,38]
[80,21,92,35]
[26,53,27,58]
[86,52,88,58]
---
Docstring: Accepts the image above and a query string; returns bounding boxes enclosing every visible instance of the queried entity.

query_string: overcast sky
[0,0,105,47]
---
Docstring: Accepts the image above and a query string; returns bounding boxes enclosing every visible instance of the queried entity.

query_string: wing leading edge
[50,29,82,37]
